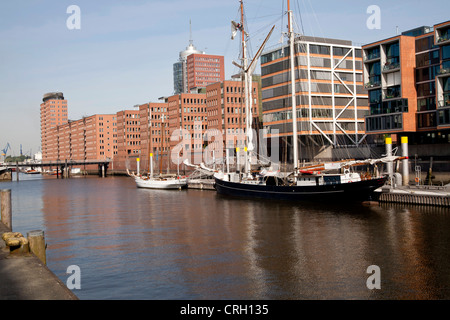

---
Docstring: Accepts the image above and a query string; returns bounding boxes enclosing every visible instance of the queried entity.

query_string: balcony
[436,25,450,46]
[436,34,450,46]
[382,62,400,73]
[365,113,403,132]
[365,81,381,89]
[383,87,402,100]
[437,67,450,76]
[364,52,381,62]
[438,99,450,108]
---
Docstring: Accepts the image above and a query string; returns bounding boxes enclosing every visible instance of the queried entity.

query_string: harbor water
[1,173,450,300]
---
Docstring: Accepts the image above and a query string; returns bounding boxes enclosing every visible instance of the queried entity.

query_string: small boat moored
[128,170,187,190]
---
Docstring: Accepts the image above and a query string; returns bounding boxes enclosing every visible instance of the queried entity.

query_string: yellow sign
[137,158,140,162]
[401,136,408,144]
[150,153,153,157]
[244,147,247,152]
[236,147,240,152]
[385,137,392,145]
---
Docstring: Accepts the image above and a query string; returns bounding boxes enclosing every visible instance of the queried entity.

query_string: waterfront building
[206,78,261,153]
[138,102,170,174]
[114,110,141,172]
[166,91,208,166]
[362,21,450,157]
[40,92,68,161]
[44,114,116,163]
[260,36,368,163]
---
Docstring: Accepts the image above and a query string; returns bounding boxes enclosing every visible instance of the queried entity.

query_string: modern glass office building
[260,36,368,161]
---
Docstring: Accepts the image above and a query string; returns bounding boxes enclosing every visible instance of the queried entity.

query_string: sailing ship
[210,0,403,202]
[128,110,187,190]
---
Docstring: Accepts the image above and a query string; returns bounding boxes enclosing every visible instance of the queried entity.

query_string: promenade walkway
[0,222,78,300]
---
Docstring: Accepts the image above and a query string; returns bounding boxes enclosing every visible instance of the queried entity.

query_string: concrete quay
[375,185,450,207]
[187,179,215,190]
[0,222,78,300]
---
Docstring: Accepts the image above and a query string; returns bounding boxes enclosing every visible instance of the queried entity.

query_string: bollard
[27,230,46,265]
[1,189,12,231]
[385,137,393,188]
[136,158,140,176]
[401,136,409,186]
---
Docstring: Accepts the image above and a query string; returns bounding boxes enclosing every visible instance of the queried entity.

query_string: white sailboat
[128,110,187,190]
[210,0,404,202]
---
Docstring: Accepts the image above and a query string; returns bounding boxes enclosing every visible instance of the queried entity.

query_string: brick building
[43,114,116,172]
[138,102,170,174]
[363,21,450,146]
[166,92,208,167]
[186,54,225,92]
[40,92,68,161]
[206,78,261,155]
[114,110,141,172]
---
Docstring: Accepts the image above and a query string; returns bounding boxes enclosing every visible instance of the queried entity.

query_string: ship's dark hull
[214,176,387,202]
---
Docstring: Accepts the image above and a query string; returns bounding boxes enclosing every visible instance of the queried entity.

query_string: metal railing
[364,52,380,61]
[383,62,400,72]
[438,68,450,75]
[365,81,381,89]
[438,100,450,108]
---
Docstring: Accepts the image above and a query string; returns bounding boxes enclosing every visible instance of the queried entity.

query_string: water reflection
[3,175,449,299]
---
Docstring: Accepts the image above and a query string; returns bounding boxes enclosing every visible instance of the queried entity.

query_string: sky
[0,0,449,158]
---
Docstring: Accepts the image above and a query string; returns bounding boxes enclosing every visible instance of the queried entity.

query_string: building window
[417,111,437,128]
[418,97,436,111]
[385,85,401,99]
[369,89,381,104]
[385,42,400,69]
[366,47,380,60]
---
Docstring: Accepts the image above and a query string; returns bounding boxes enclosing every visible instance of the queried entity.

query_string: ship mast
[287,0,298,178]
[148,105,153,178]
[241,1,251,175]
[160,114,165,176]
[232,0,274,176]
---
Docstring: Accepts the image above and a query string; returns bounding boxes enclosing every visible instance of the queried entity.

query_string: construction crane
[1,143,11,161]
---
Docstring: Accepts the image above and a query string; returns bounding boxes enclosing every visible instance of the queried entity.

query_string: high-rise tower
[40,92,68,161]
[173,20,204,94]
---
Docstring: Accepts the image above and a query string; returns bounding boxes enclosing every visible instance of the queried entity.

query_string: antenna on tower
[189,19,193,45]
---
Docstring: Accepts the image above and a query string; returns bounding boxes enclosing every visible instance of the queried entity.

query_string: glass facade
[368,61,381,86]
[173,61,184,94]
[261,39,366,147]
[366,47,380,60]
[384,42,400,70]
[364,22,450,137]
[366,114,403,131]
